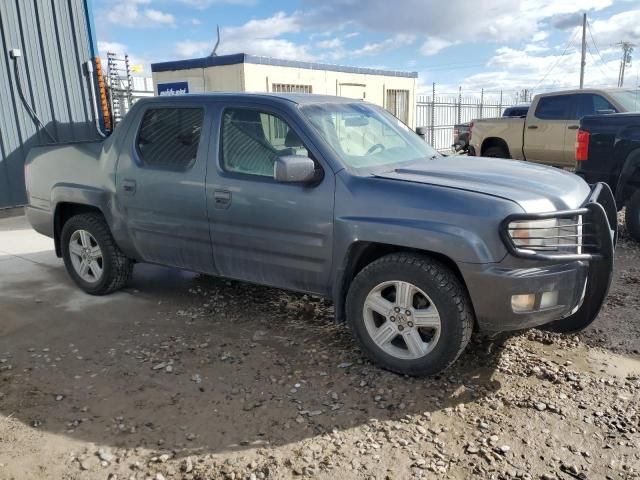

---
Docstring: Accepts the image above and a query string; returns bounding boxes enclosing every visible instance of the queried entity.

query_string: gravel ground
[1,217,639,480]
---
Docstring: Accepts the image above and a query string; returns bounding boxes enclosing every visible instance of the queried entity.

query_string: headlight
[507,216,582,253]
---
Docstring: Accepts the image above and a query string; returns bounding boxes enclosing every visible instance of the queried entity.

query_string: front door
[115,102,216,273]
[524,94,573,167]
[206,103,335,295]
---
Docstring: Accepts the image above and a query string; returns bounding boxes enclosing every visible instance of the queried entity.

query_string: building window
[136,108,204,170]
[272,83,313,94]
[385,89,410,124]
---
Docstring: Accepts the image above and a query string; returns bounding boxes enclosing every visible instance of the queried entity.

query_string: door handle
[122,179,137,195]
[567,125,579,130]
[527,125,538,129]
[213,189,231,209]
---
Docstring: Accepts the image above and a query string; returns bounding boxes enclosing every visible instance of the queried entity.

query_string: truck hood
[373,155,591,213]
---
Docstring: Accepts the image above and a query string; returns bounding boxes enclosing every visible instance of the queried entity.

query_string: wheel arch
[53,202,105,257]
[481,137,511,157]
[333,241,475,325]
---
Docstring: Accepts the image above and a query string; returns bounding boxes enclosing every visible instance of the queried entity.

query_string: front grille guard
[500,182,617,262]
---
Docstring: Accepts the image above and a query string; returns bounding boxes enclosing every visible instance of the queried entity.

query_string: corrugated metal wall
[0,0,99,209]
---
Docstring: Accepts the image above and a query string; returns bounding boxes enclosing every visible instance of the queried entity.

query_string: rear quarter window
[136,108,204,170]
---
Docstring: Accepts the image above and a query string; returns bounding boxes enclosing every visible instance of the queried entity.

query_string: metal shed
[151,54,418,128]
[0,0,102,209]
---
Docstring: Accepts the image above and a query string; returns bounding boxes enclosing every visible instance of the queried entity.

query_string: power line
[587,20,614,73]
[585,43,617,84]
[532,29,579,91]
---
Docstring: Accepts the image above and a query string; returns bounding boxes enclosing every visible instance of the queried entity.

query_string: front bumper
[463,182,617,333]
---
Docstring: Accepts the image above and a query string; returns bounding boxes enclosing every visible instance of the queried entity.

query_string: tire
[625,189,640,242]
[483,146,509,158]
[346,253,474,376]
[60,213,133,295]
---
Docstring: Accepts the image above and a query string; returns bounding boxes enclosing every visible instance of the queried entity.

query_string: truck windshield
[608,89,640,112]
[301,103,438,169]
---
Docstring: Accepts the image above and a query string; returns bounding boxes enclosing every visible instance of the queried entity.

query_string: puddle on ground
[586,348,640,378]
[536,343,640,378]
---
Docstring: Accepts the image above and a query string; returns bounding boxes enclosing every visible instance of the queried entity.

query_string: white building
[151,53,418,128]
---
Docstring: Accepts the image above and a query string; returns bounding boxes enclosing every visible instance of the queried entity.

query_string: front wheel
[60,213,133,295]
[346,254,474,376]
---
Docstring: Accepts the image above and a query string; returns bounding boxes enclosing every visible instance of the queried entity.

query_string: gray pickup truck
[25,93,617,376]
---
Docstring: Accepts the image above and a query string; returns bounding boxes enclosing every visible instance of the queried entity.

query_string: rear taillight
[575,129,590,161]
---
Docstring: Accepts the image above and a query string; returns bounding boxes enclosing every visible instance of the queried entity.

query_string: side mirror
[274,155,317,183]
[416,126,428,139]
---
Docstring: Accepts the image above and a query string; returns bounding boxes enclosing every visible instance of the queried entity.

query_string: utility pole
[579,13,586,89]
[617,41,635,87]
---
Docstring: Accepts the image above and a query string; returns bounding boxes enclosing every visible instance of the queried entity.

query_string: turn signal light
[575,129,590,161]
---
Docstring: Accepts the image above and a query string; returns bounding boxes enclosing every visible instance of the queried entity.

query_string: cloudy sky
[93,0,640,98]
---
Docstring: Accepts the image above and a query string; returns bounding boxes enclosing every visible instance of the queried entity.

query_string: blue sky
[93,0,640,99]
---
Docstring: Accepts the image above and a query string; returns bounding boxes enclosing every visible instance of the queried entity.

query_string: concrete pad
[0,215,197,338]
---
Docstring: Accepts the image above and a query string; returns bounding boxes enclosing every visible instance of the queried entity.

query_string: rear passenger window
[534,95,573,120]
[136,108,204,170]
[221,108,308,177]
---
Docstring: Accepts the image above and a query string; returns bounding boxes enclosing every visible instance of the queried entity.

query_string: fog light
[511,294,536,313]
[540,290,559,309]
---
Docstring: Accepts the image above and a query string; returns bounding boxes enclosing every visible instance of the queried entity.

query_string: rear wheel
[346,254,474,376]
[483,146,509,158]
[61,213,133,295]
[625,190,640,242]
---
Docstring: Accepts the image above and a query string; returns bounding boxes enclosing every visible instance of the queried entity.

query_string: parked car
[469,88,637,168]
[575,108,640,241]
[25,93,617,376]
[502,104,530,118]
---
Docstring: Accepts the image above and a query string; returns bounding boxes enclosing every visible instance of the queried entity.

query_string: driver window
[221,108,309,177]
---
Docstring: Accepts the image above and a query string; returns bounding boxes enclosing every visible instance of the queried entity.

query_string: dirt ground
[0,215,639,480]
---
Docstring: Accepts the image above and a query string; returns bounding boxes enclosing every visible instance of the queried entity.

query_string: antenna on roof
[209,25,220,57]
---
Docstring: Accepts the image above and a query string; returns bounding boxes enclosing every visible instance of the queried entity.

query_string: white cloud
[97,41,150,77]
[105,0,175,27]
[304,0,613,50]
[174,40,212,58]
[420,37,455,56]
[317,38,343,49]
[352,34,415,56]
[589,8,640,46]
[222,12,301,39]
[175,12,316,61]
[178,0,257,8]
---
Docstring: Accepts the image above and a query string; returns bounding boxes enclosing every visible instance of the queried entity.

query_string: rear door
[115,102,216,273]
[524,94,573,167]
[205,101,335,295]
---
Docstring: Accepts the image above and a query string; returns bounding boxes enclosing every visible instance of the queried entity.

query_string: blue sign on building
[157,81,189,96]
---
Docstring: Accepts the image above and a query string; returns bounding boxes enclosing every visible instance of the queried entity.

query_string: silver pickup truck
[25,93,617,376]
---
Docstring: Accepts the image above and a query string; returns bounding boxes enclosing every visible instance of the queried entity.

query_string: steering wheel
[365,143,385,155]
